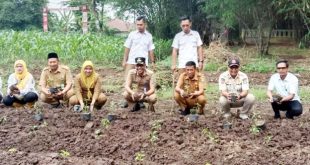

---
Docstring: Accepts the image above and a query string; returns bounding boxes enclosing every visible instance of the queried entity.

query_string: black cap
[135,57,146,65]
[48,52,58,59]
[228,58,240,67]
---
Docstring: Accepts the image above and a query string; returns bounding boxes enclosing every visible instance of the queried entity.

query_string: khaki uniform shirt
[125,69,155,93]
[39,65,73,89]
[74,74,102,102]
[177,72,206,94]
[219,71,249,94]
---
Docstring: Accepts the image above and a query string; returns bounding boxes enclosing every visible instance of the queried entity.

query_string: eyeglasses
[181,24,190,27]
[277,67,287,70]
[229,66,239,69]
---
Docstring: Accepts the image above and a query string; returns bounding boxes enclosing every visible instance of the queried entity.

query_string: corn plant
[59,150,70,158]
[202,128,219,143]
[135,151,145,162]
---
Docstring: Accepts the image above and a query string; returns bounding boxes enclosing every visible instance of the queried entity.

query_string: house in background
[106,18,135,35]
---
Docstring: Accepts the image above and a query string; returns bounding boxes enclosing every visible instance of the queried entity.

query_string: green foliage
[135,151,145,161]
[0,31,172,69]
[59,150,71,158]
[201,128,219,143]
[249,124,260,135]
[149,120,162,144]
[0,0,47,30]
[242,59,275,73]
[101,118,111,129]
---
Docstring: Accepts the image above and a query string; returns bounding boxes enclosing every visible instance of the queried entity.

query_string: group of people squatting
[0,16,303,120]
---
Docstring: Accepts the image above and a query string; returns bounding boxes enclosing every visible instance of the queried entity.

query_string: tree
[0,0,47,30]
[67,0,109,32]
[108,0,209,40]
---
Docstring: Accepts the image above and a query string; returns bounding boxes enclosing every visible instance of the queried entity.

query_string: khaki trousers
[40,89,74,104]
[123,91,157,104]
[174,92,206,114]
[219,93,255,115]
[68,93,107,107]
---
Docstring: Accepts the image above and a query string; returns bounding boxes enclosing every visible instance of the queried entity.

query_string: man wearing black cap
[123,57,157,112]
[218,56,255,119]
[39,52,74,108]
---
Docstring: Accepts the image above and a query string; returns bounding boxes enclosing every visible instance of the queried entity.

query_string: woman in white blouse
[3,60,38,109]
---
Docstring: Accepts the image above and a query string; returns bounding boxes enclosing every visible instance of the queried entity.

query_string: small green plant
[135,151,145,162]
[101,118,110,128]
[149,120,162,144]
[249,124,260,135]
[264,135,273,144]
[59,150,70,158]
[0,116,7,124]
[202,128,219,143]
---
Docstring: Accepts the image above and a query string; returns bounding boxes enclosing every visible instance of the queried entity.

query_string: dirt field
[1,68,310,165]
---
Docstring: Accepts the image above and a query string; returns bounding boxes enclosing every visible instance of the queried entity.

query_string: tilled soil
[0,95,309,165]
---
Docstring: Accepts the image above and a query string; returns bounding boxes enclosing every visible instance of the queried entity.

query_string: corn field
[0,31,172,69]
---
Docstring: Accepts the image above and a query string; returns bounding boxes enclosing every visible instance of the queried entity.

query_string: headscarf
[14,60,30,90]
[80,61,98,100]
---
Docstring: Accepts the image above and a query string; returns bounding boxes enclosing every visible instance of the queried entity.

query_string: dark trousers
[3,92,38,106]
[271,100,303,119]
[0,94,3,103]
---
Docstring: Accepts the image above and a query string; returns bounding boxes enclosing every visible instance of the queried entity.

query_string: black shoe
[130,103,141,112]
[180,108,190,116]
[138,101,145,109]
[120,101,128,108]
[285,113,293,119]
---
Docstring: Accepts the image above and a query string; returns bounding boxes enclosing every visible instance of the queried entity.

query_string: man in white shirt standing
[171,16,204,73]
[121,16,156,108]
[267,60,303,119]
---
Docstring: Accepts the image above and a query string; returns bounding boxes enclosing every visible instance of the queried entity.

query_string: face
[136,64,146,75]
[180,20,191,34]
[136,20,146,32]
[15,64,24,74]
[228,65,239,77]
[84,65,93,77]
[185,65,196,79]
[276,62,288,78]
[48,58,59,71]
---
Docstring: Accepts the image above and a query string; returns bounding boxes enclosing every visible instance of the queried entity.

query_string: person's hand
[189,91,200,98]
[268,97,273,103]
[198,62,203,71]
[56,91,64,96]
[171,65,176,73]
[89,103,94,112]
[139,93,146,101]
[79,102,85,111]
[122,60,126,69]
[152,63,156,72]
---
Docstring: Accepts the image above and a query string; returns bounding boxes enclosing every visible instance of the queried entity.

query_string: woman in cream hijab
[3,60,38,108]
[69,61,107,112]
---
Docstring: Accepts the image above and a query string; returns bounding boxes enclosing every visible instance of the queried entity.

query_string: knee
[219,96,229,106]
[68,95,79,105]
[292,103,303,116]
[123,91,132,102]
[3,96,13,106]
[197,95,206,106]
[245,93,255,104]
[24,92,38,102]
[148,94,157,104]
[174,92,181,101]
[97,93,107,105]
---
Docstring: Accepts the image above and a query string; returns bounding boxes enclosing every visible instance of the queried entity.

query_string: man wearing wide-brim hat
[218,56,255,119]
[123,57,157,112]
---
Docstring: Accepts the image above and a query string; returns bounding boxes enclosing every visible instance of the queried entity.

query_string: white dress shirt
[124,30,155,65]
[172,30,203,68]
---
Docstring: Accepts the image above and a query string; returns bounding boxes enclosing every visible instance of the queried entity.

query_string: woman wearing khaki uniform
[69,61,107,112]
